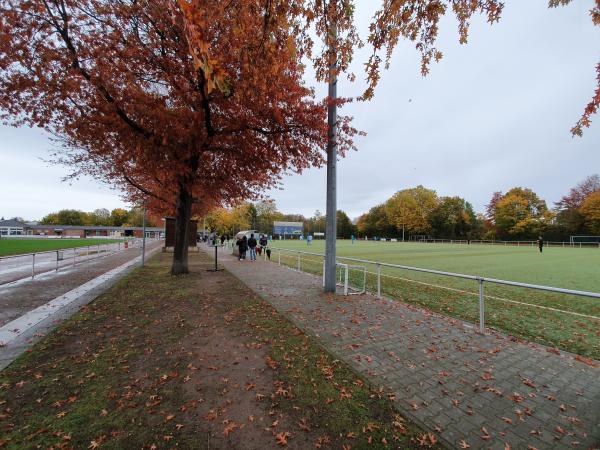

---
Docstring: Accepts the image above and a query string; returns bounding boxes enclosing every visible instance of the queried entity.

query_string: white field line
[280,254,600,321]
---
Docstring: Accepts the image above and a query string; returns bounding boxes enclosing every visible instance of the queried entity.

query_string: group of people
[236,233,270,261]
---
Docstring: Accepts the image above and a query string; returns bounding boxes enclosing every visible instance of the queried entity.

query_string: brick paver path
[213,248,600,449]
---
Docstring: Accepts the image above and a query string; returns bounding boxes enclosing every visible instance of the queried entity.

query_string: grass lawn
[270,240,600,359]
[0,238,123,257]
[0,252,436,449]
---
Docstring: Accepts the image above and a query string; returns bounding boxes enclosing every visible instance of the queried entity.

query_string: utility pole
[142,207,146,266]
[324,3,338,293]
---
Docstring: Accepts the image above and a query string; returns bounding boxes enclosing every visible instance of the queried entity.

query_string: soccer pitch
[0,238,122,257]
[270,240,600,358]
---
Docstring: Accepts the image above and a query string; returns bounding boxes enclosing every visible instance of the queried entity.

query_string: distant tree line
[203,175,600,242]
[39,208,159,228]
[358,175,600,241]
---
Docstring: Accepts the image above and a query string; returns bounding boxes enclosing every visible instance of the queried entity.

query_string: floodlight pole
[324,11,338,293]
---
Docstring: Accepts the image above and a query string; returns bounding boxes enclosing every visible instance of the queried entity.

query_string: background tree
[254,201,282,234]
[429,197,476,239]
[336,210,355,239]
[493,188,553,239]
[356,204,395,238]
[40,210,88,226]
[555,175,600,235]
[385,186,438,239]
[110,209,130,227]
[89,208,111,226]
[580,191,600,234]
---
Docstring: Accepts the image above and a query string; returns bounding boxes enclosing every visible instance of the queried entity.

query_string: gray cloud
[0,1,598,221]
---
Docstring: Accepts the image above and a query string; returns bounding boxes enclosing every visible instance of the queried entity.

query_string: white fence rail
[270,248,600,334]
[354,238,600,248]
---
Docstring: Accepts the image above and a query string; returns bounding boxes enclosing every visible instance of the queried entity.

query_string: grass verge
[0,252,438,449]
[0,238,123,256]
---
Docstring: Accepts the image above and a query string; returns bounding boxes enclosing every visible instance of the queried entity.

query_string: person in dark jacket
[248,234,258,261]
[259,235,268,248]
[237,235,248,260]
[537,236,544,253]
[220,234,226,245]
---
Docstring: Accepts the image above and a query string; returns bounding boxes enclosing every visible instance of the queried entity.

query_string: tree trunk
[171,186,193,275]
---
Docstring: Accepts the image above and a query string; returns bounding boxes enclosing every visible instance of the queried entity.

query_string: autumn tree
[429,196,477,239]
[40,209,88,226]
[493,188,554,239]
[385,186,439,239]
[0,1,361,274]
[580,191,600,234]
[89,209,111,226]
[110,209,130,227]
[356,204,395,238]
[555,175,600,235]
[336,210,355,239]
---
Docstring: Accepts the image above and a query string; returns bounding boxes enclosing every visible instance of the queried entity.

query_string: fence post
[344,264,348,296]
[297,251,301,271]
[278,250,281,266]
[322,259,326,287]
[73,248,76,266]
[56,250,59,271]
[31,253,35,279]
[376,263,381,298]
[478,278,485,334]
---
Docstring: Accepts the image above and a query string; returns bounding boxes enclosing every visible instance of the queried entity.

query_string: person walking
[537,235,544,253]
[237,235,248,260]
[220,234,225,245]
[248,233,258,261]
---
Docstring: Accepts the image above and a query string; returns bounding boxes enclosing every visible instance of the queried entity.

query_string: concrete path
[213,247,600,449]
[0,241,162,326]
[0,242,162,370]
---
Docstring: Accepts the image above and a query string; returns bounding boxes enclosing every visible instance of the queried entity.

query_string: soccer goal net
[569,236,600,244]
[322,262,366,295]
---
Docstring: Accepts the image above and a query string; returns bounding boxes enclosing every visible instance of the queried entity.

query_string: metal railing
[0,240,141,285]
[270,247,600,334]
[343,237,600,248]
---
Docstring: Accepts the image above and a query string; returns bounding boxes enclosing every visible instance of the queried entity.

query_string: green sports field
[270,240,600,358]
[0,238,123,257]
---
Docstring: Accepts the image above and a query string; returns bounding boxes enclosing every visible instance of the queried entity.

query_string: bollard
[32,253,35,279]
[478,278,485,334]
[297,252,301,271]
[322,259,326,287]
[56,250,59,272]
[376,263,381,298]
[278,250,281,266]
[73,248,76,266]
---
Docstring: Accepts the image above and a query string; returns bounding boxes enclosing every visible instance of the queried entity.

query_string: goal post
[322,261,366,295]
[569,236,600,245]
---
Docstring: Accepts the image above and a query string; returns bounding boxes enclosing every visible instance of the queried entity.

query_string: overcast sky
[1,0,599,221]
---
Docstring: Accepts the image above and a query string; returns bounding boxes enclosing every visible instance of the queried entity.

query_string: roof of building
[0,218,27,228]
[29,224,163,231]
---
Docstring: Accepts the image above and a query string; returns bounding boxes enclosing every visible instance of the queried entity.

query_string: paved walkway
[213,248,600,449]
